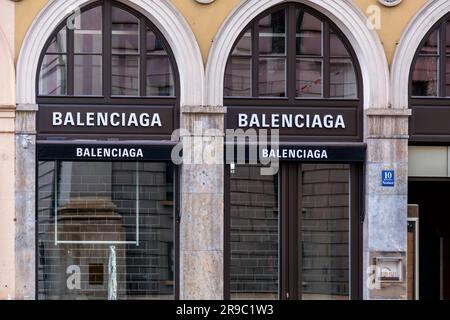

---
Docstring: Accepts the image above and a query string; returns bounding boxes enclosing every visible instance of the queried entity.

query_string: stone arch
[205,0,390,110]
[16,0,204,107]
[391,0,450,109]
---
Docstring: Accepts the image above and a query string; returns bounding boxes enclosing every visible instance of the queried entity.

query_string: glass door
[299,164,351,300]
[227,163,361,300]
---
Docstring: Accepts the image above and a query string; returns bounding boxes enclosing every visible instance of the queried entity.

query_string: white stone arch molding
[16,0,204,107]
[0,28,14,106]
[391,0,450,109]
[205,0,390,110]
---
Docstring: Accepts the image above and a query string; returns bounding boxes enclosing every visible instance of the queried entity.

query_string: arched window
[410,14,450,143]
[37,1,176,99]
[411,15,450,97]
[224,5,360,99]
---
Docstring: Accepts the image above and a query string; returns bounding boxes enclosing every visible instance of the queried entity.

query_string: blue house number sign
[381,170,395,187]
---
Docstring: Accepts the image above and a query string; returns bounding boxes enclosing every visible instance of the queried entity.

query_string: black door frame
[224,162,363,300]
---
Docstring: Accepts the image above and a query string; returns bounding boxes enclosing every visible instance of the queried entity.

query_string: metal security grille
[301,164,350,299]
[229,166,279,300]
[37,161,175,300]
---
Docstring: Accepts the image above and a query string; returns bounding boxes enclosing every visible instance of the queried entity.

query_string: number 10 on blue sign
[382,170,395,187]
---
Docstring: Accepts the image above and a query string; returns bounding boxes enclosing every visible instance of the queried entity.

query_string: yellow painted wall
[15,0,429,66]
[353,0,428,65]
[14,0,48,63]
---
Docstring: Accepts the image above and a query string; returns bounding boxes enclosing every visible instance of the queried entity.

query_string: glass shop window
[411,19,450,97]
[37,161,175,300]
[224,7,358,99]
[38,1,175,98]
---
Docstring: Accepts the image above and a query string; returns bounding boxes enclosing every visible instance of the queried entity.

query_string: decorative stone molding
[365,109,412,139]
[391,0,450,109]
[205,0,390,110]
[16,0,204,108]
[195,0,216,4]
[0,105,16,111]
[16,104,39,112]
[181,106,227,114]
[0,29,14,107]
[378,0,402,7]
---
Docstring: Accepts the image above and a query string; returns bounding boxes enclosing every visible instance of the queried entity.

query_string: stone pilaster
[15,104,38,300]
[0,106,16,299]
[364,108,411,300]
[179,106,226,300]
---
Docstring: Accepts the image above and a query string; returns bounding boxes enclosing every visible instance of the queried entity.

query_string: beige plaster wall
[0,0,16,300]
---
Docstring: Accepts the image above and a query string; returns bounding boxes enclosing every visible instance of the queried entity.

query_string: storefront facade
[1,0,450,300]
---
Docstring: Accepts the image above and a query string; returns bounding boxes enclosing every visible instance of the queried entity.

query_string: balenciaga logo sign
[38,105,175,137]
[227,106,361,141]
[76,147,144,158]
[262,148,329,160]
[38,144,174,161]
[52,112,162,128]
[238,113,346,129]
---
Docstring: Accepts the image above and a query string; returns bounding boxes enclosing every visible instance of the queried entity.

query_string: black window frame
[409,14,450,143]
[224,3,363,105]
[36,0,180,107]
[410,15,450,100]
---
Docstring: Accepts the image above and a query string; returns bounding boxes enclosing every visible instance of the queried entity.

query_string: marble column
[179,106,226,300]
[364,108,411,300]
[15,104,38,300]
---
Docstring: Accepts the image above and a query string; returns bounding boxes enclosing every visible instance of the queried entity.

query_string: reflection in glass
[446,57,450,96]
[420,29,439,55]
[112,6,139,54]
[146,56,175,96]
[296,11,322,56]
[74,55,102,96]
[301,164,350,300]
[146,30,165,55]
[225,57,252,97]
[296,58,322,97]
[447,22,450,54]
[330,59,357,99]
[412,56,439,96]
[259,10,286,55]
[259,57,286,97]
[230,166,279,300]
[330,32,350,58]
[112,55,139,96]
[233,31,252,56]
[46,28,67,54]
[39,55,67,96]
[37,161,175,300]
[74,6,102,54]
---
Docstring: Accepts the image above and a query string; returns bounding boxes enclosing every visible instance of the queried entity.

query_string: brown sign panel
[227,106,361,141]
[410,106,450,142]
[37,105,175,137]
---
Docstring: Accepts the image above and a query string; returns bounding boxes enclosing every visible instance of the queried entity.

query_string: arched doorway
[221,3,364,300]
[35,0,179,300]
[407,12,450,300]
